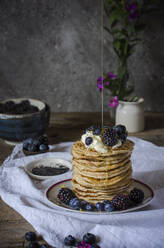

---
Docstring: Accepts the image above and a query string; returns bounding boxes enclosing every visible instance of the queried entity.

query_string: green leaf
[123,41,128,55]
[109,12,118,27]
[113,39,121,56]
[114,32,126,40]
[118,65,126,80]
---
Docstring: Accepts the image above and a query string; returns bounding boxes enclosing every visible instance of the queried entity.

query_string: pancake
[72,156,131,173]
[71,140,134,158]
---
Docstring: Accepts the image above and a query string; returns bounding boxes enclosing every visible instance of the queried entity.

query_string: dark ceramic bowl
[0,98,50,144]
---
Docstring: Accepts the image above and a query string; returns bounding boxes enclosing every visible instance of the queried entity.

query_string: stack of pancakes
[71,139,134,203]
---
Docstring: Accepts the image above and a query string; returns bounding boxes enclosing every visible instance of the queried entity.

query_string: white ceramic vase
[115,98,144,133]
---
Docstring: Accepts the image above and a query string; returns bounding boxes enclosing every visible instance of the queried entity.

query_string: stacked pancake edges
[71,125,134,204]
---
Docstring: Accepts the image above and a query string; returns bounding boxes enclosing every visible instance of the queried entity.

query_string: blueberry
[64,235,76,246]
[85,137,93,146]
[69,198,80,210]
[104,202,114,212]
[25,231,37,241]
[91,244,101,248]
[96,202,104,211]
[39,135,48,145]
[102,200,111,204]
[40,245,48,248]
[88,125,95,131]
[39,144,49,151]
[33,139,40,147]
[23,141,29,150]
[25,138,34,145]
[104,125,110,129]
[93,128,101,135]
[74,240,81,247]
[80,200,88,210]
[83,233,96,245]
[120,132,128,144]
[85,203,95,211]
[114,125,126,136]
[28,144,38,152]
[28,241,40,248]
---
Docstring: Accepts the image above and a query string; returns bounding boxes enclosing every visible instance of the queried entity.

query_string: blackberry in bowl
[0,98,50,144]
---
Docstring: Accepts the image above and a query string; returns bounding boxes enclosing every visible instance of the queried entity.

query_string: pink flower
[108,72,117,79]
[78,241,91,248]
[97,76,103,92]
[105,81,110,86]
[108,96,119,108]
[97,81,103,91]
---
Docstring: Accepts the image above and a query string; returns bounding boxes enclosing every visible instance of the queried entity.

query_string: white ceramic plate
[45,179,154,214]
[24,158,72,180]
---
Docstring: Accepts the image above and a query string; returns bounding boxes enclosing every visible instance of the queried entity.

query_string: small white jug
[115,98,144,133]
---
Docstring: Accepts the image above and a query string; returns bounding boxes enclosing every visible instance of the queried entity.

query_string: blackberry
[129,188,144,204]
[111,194,133,211]
[57,187,75,205]
[102,128,118,147]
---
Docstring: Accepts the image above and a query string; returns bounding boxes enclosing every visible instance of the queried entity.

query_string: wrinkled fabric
[0,138,164,248]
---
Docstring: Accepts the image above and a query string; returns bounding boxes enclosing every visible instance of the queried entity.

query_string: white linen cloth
[0,137,164,248]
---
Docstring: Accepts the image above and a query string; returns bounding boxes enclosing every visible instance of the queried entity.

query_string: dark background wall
[0,0,164,112]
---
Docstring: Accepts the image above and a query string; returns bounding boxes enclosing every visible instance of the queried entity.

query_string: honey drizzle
[101,0,104,128]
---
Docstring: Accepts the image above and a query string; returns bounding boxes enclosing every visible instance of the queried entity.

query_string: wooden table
[0,112,164,248]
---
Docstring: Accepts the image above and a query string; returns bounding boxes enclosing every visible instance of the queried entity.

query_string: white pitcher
[115,98,144,133]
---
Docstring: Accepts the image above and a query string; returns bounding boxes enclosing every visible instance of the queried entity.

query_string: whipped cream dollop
[81,131,122,153]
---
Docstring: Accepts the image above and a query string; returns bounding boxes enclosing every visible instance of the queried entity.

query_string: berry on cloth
[64,235,76,246]
[83,233,96,245]
[25,231,37,242]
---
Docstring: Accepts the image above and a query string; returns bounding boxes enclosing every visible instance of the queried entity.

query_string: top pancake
[71,139,134,158]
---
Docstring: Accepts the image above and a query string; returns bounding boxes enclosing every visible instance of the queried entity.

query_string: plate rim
[45,178,154,215]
